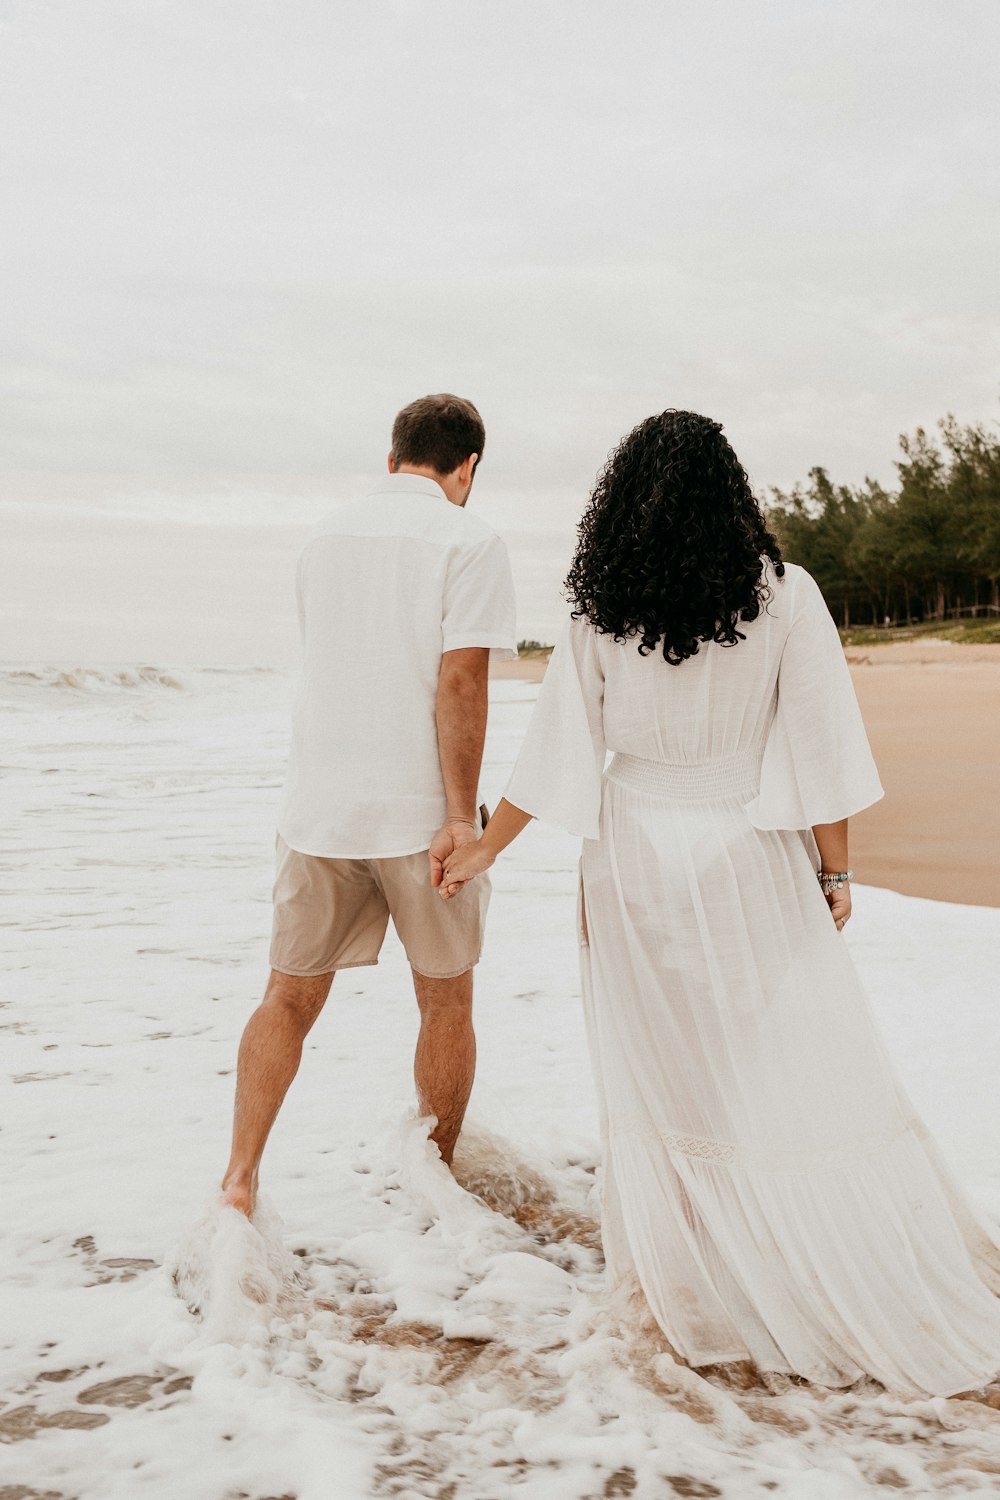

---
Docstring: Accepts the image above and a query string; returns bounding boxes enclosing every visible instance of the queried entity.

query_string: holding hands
[432,799,533,900]
[439,840,495,899]
[428,817,480,891]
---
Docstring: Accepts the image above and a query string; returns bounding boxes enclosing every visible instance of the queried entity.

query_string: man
[221,394,517,1217]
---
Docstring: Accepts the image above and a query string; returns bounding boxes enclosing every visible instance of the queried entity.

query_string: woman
[440,409,1000,1398]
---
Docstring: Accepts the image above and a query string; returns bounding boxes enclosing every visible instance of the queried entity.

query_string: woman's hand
[825,881,852,933]
[428,817,480,889]
[437,799,533,899]
[439,840,496,899]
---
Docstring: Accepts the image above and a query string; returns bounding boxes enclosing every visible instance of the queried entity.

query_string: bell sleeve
[502,613,607,840]
[745,567,884,831]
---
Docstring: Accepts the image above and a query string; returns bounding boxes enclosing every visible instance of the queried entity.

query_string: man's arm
[429,647,490,886]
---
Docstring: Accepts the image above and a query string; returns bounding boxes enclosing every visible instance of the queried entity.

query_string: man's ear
[387,451,396,473]
[464,452,480,484]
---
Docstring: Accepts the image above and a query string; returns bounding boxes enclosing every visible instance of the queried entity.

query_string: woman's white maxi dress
[504,562,1000,1397]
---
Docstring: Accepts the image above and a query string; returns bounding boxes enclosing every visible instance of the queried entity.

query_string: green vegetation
[767,413,1000,633]
[839,618,1000,647]
[516,639,554,656]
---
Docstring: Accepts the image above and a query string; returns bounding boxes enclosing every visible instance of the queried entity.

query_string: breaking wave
[1,664,189,693]
[0,663,285,695]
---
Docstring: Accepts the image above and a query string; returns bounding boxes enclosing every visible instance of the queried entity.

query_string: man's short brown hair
[391,394,485,476]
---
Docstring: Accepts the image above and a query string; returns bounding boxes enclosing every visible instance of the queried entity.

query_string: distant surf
[0,662,287,695]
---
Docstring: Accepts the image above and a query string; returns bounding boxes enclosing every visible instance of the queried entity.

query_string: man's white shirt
[277,473,518,859]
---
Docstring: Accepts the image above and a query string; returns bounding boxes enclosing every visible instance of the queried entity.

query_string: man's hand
[428,818,479,888]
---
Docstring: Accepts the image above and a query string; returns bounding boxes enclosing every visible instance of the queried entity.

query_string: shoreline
[491,640,1000,679]
[492,643,1000,908]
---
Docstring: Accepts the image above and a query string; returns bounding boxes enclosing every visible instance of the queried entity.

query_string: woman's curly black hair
[565,409,784,664]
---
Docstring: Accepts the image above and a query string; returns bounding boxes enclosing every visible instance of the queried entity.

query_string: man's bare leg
[221,969,333,1217]
[412,967,475,1166]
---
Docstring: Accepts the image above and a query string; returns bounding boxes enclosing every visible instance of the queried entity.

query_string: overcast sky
[3,0,999,656]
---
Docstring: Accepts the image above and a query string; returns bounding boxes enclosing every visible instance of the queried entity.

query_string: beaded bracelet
[818,869,853,895]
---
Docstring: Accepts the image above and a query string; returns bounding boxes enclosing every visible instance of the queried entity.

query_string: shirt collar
[368,472,449,504]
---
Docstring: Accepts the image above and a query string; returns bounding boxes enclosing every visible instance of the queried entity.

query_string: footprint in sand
[68,1233,157,1287]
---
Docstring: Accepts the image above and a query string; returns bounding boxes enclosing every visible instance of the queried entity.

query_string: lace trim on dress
[606,1114,915,1174]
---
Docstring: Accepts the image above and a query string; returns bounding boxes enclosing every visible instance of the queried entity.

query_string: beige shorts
[269,833,491,980]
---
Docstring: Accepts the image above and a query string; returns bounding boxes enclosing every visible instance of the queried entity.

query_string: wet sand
[492,644,1000,908]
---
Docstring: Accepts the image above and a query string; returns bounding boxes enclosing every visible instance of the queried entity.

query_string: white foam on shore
[3,669,999,1498]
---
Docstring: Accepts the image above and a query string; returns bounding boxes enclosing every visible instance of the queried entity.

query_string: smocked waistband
[606,746,763,802]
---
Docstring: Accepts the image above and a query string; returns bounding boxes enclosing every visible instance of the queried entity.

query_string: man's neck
[392,464,465,507]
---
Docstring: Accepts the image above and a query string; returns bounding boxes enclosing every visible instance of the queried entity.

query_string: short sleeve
[503,614,607,839]
[745,568,884,831]
[441,534,518,660]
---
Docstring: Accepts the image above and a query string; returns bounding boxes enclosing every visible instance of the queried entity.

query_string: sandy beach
[493,642,1000,909]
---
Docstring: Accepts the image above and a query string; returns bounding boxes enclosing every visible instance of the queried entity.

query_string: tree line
[766,413,1000,628]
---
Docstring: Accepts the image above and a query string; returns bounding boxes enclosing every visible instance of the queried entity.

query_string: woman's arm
[812,817,852,931]
[438,798,533,899]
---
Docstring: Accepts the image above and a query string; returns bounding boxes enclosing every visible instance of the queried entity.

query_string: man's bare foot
[220,1173,256,1219]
